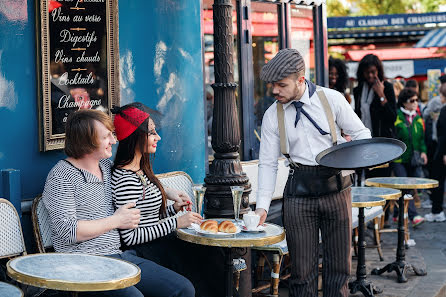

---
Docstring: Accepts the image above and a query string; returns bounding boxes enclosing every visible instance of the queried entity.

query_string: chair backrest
[0,198,27,258]
[156,171,196,211]
[31,195,53,253]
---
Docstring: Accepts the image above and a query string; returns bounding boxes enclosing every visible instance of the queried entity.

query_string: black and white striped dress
[42,159,121,255]
[111,168,177,246]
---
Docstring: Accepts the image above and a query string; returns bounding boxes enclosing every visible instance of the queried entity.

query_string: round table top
[7,253,141,292]
[0,281,23,297]
[351,186,401,200]
[352,195,386,208]
[176,221,285,248]
[365,177,439,190]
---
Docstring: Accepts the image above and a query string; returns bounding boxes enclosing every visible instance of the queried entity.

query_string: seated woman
[112,102,225,297]
[42,109,195,297]
[392,88,427,227]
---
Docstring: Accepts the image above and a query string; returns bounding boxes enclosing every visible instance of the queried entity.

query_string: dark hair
[405,79,418,89]
[439,74,446,84]
[356,54,384,83]
[397,88,418,108]
[329,57,349,94]
[113,117,167,214]
[65,109,114,159]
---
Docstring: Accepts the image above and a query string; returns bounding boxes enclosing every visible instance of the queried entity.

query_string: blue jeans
[391,162,420,220]
[81,249,195,297]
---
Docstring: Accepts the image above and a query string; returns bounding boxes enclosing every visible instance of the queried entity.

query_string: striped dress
[42,159,121,255]
[111,168,177,246]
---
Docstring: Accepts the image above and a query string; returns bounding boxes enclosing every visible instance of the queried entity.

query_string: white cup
[243,212,260,230]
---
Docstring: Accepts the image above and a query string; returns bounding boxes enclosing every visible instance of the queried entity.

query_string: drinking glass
[192,184,206,217]
[230,186,244,224]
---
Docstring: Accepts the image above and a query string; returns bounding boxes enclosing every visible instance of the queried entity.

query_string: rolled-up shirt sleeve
[257,107,282,213]
[42,175,78,244]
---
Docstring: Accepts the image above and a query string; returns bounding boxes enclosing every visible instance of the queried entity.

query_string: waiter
[254,49,371,297]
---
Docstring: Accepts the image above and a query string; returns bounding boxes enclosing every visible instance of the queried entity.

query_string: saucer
[240,224,265,233]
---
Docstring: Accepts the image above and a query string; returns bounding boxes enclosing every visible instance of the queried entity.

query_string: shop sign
[37,0,120,151]
[328,12,446,29]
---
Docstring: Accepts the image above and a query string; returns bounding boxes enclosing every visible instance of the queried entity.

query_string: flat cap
[260,48,305,83]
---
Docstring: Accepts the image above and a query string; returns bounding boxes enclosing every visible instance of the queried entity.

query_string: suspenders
[276,87,337,168]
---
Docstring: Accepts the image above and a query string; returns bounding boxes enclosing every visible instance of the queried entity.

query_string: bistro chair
[0,198,27,296]
[0,198,27,258]
[31,195,53,253]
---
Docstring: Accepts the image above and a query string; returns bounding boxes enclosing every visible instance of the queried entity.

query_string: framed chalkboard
[37,0,119,151]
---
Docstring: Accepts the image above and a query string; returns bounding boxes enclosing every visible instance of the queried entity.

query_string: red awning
[345,47,445,61]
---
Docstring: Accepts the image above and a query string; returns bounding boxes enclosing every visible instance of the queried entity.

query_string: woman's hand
[165,188,193,212]
[176,212,203,228]
[421,152,428,165]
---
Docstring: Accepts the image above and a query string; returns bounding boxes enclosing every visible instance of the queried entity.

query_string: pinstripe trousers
[283,179,352,297]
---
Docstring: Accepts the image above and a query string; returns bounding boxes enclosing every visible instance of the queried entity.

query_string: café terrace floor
[276,207,446,297]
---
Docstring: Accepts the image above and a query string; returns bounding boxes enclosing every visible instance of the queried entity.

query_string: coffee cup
[243,212,260,230]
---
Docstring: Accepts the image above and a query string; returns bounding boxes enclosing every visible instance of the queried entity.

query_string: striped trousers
[283,182,352,297]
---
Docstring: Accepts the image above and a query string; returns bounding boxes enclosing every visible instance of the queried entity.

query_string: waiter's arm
[334,92,372,140]
[256,107,282,224]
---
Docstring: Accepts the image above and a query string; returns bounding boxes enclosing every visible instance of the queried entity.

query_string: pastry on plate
[218,220,237,233]
[200,220,218,233]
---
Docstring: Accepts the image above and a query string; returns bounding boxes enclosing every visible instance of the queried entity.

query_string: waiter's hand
[255,208,267,225]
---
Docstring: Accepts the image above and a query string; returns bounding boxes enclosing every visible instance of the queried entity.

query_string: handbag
[411,150,424,167]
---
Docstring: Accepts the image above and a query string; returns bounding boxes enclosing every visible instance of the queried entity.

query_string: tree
[327,0,351,17]
[347,0,446,15]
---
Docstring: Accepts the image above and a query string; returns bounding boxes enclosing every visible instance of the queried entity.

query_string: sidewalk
[278,208,446,297]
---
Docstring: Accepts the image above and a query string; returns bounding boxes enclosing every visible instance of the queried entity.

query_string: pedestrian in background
[329,57,351,104]
[353,54,397,179]
[392,88,427,227]
[424,86,446,222]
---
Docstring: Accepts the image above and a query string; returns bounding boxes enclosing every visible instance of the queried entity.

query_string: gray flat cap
[260,48,305,83]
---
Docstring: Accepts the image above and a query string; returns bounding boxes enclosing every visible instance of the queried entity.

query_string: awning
[329,30,427,39]
[415,28,446,48]
[345,47,445,61]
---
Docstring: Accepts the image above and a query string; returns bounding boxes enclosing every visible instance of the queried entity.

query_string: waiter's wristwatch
[380,96,385,102]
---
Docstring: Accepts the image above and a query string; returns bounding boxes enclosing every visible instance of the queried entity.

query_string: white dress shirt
[256,83,371,213]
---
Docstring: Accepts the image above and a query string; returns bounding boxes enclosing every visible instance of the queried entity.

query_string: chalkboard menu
[38,0,120,151]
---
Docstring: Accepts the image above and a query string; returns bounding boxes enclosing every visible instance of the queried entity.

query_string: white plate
[240,223,266,233]
[189,222,241,237]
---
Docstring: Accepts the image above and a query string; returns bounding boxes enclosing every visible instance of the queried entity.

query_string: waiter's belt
[285,164,353,198]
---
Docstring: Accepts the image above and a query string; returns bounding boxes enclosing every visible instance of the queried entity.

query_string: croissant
[218,220,237,233]
[200,220,218,233]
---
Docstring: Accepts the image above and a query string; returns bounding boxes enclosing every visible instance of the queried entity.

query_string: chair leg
[255,253,266,285]
[373,217,384,261]
[404,199,411,244]
[270,254,282,296]
[233,271,241,292]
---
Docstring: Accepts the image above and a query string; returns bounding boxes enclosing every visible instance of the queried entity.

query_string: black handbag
[411,150,425,167]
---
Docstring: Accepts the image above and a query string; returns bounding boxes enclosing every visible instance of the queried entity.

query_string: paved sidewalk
[278,208,446,297]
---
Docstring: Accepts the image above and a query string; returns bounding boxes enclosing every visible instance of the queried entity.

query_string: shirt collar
[283,80,312,110]
[64,159,106,183]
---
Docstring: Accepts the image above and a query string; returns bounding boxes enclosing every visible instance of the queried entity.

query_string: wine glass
[230,186,244,224]
[192,184,206,217]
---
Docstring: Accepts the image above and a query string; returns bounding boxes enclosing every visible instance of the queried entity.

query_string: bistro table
[352,186,402,259]
[7,253,141,296]
[0,281,23,297]
[349,195,386,297]
[365,177,438,283]
[177,221,285,297]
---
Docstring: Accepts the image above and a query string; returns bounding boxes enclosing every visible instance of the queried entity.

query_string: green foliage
[327,0,351,17]
[343,0,445,15]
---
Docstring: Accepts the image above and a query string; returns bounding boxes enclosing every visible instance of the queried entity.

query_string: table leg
[224,248,234,297]
[349,207,382,296]
[371,191,427,282]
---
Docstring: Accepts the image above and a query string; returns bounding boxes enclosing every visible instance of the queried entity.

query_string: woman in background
[329,57,351,104]
[392,88,427,227]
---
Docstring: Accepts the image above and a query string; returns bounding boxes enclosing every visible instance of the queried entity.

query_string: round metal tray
[316,137,406,170]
